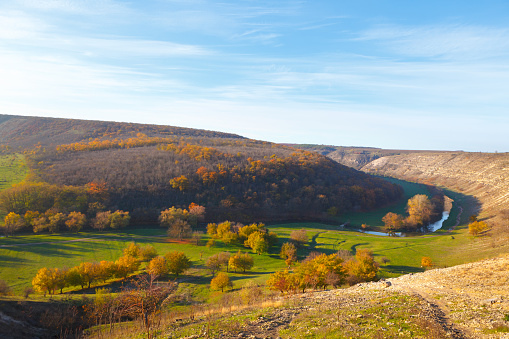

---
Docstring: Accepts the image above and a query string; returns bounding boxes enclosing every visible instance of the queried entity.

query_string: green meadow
[0,159,503,301]
[0,153,28,223]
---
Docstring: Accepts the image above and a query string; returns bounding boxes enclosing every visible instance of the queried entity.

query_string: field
[0,162,505,309]
[0,153,28,222]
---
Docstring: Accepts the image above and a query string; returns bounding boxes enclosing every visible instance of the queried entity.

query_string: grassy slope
[0,153,28,223]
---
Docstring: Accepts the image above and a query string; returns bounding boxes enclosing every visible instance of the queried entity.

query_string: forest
[0,115,403,228]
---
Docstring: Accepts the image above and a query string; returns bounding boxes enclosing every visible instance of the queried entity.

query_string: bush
[0,280,11,296]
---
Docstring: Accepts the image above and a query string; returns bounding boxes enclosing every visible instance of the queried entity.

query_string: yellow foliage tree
[32,267,57,295]
[210,272,232,292]
[468,220,489,236]
[421,256,433,268]
[147,256,168,277]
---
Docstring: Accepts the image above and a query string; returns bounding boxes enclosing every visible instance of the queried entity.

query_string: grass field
[0,153,28,223]
[335,177,434,230]
[0,169,502,305]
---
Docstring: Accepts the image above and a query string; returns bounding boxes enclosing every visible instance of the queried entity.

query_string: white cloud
[358,24,509,60]
[14,0,129,15]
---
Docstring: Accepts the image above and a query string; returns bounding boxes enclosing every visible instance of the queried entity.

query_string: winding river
[357,210,451,237]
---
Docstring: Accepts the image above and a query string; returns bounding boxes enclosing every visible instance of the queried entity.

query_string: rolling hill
[0,115,403,224]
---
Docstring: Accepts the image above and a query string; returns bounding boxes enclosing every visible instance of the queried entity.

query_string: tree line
[31,242,191,296]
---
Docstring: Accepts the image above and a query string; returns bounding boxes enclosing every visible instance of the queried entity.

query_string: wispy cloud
[358,24,509,60]
[13,0,129,15]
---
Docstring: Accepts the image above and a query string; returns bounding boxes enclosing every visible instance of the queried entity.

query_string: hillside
[0,115,403,223]
[119,255,509,338]
[297,144,508,229]
[0,114,243,149]
[361,152,509,223]
[292,144,449,170]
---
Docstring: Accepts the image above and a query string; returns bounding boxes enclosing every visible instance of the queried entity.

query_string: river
[356,211,451,237]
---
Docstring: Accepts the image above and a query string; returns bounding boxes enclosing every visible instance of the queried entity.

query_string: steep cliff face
[361,152,509,218]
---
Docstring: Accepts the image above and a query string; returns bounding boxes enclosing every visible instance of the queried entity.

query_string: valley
[0,115,508,338]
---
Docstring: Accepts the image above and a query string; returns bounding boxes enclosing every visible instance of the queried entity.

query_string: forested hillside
[0,115,403,224]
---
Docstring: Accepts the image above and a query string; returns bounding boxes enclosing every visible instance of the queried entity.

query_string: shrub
[421,256,433,268]
[0,280,11,296]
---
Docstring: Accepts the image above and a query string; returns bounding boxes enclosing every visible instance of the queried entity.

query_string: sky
[1,1,509,152]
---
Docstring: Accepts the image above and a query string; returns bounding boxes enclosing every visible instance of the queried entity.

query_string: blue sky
[1,0,509,151]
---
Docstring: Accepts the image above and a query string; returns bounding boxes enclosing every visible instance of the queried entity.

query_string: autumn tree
[187,202,205,226]
[245,231,269,254]
[65,211,87,233]
[280,242,297,266]
[169,175,189,191]
[165,251,191,276]
[54,268,69,294]
[139,245,158,262]
[93,211,111,231]
[468,220,489,236]
[109,210,130,229]
[2,212,24,236]
[210,272,232,292]
[97,261,116,283]
[115,255,140,279]
[345,249,379,284]
[206,252,231,275]
[290,229,308,247]
[123,242,141,258]
[228,251,254,273]
[77,262,101,288]
[421,256,433,268]
[266,270,293,295]
[147,256,168,278]
[382,212,405,232]
[406,194,433,229]
[32,267,57,295]
[48,212,66,233]
[167,219,192,240]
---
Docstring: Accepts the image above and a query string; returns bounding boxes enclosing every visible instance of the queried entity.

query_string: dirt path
[387,256,509,338]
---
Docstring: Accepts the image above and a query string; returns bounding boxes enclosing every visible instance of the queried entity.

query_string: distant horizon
[1,1,508,152]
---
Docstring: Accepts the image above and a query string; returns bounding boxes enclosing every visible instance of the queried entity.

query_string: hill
[297,144,508,231]
[99,255,509,338]
[0,114,243,149]
[361,152,509,225]
[0,115,403,224]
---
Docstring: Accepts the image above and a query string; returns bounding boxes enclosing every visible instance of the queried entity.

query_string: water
[356,211,450,237]
[426,211,450,232]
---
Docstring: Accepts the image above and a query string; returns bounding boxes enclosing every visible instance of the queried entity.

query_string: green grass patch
[0,153,28,223]
[335,177,433,230]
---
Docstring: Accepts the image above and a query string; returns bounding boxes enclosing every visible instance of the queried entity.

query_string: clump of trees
[207,221,278,254]
[266,249,379,294]
[382,194,444,232]
[159,203,205,240]
[1,208,129,236]
[31,242,192,296]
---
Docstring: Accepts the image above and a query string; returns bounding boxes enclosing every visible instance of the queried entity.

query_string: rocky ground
[169,255,509,338]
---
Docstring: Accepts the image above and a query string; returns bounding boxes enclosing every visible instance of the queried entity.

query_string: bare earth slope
[361,152,509,219]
